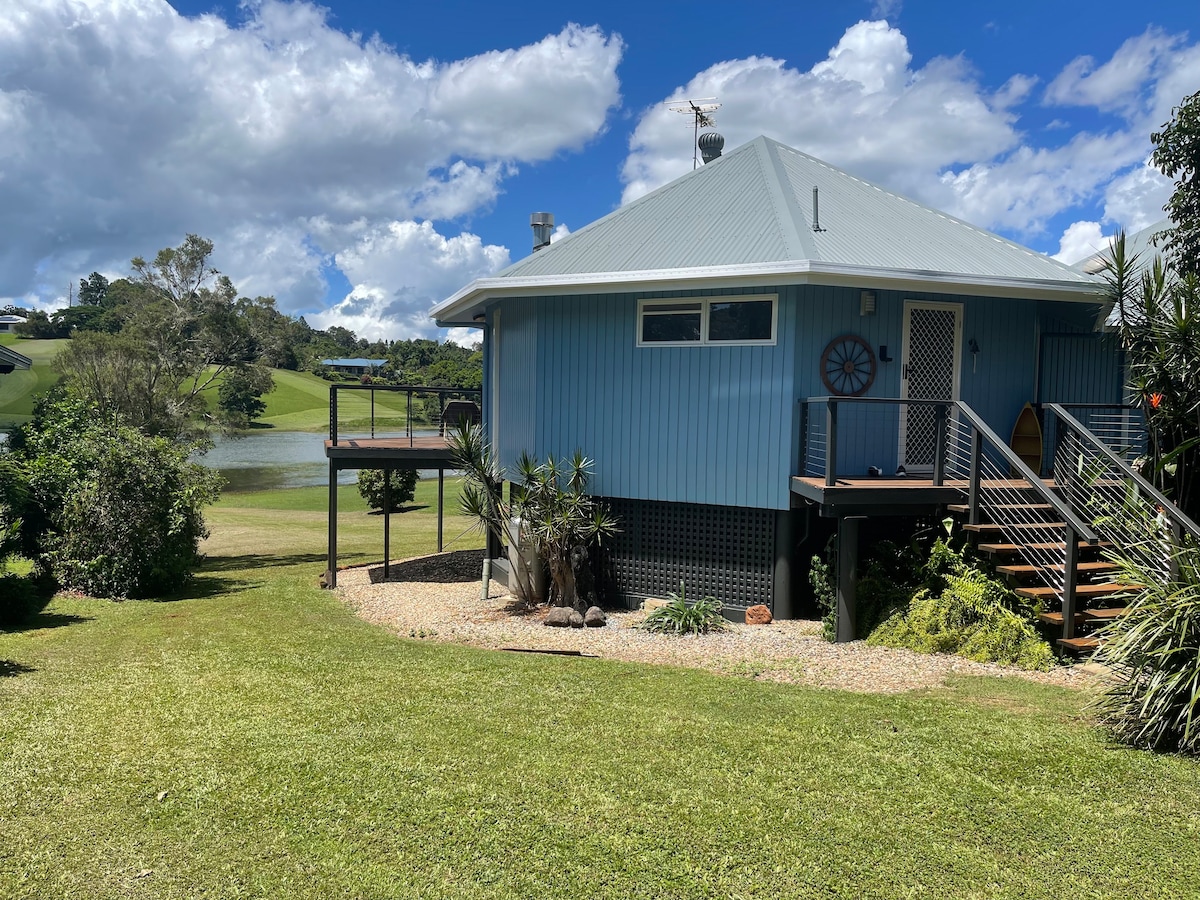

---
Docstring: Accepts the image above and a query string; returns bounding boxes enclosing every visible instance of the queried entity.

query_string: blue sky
[2,0,1197,341]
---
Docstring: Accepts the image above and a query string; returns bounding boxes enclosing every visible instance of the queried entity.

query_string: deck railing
[328,384,482,446]
[801,396,1100,636]
[1046,403,1198,583]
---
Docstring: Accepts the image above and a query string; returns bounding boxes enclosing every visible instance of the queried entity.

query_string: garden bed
[338,550,1093,694]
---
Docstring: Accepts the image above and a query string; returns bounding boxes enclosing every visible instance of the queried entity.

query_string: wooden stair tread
[1016,583,1144,600]
[947,503,1054,514]
[963,522,1066,533]
[1038,607,1128,626]
[1058,636,1100,652]
[977,541,1109,554]
[996,561,1118,576]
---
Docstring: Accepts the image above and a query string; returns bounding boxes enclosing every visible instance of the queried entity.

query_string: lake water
[198,430,443,493]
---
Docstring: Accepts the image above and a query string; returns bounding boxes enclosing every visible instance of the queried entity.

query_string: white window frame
[636,294,779,347]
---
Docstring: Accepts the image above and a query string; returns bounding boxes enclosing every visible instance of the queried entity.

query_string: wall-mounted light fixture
[472,312,487,323]
[860,290,877,316]
[969,337,980,373]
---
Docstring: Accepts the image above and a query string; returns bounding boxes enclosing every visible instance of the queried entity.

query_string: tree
[217,366,275,429]
[77,272,109,307]
[56,235,270,439]
[1152,90,1200,277]
[356,468,418,513]
[9,392,221,599]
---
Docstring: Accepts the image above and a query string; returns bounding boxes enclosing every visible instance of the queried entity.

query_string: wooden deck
[789,475,1053,516]
[324,435,456,470]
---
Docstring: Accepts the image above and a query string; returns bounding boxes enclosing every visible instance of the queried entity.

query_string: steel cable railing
[1047,404,1198,585]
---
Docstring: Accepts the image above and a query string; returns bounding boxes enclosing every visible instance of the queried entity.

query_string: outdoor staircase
[947,496,1139,653]
[942,403,1198,656]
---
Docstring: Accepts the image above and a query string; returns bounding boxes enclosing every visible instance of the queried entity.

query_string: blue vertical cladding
[494,284,1111,509]
[496,299,539,466]
[528,287,796,510]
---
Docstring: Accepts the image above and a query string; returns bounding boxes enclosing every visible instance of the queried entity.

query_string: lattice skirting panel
[596,497,776,612]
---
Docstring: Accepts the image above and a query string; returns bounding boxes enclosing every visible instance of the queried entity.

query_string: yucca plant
[641,583,728,635]
[1092,533,1200,754]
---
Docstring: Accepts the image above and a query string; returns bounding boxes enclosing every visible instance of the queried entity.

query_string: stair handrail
[1045,403,1200,542]
[952,401,1101,544]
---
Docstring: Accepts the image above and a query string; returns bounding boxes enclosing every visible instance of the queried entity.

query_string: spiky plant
[1092,533,1200,755]
[640,583,728,635]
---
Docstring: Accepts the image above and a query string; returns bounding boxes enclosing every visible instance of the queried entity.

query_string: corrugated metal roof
[320,358,388,367]
[0,344,33,370]
[1072,219,1172,273]
[498,136,1096,284]
[432,135,1105,324]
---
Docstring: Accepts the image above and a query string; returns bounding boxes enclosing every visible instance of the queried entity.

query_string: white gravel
[337,550,1093,695]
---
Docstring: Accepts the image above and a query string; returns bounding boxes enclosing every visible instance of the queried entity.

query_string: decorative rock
[569,611,585,628]
[584,606,606,627]
[545,607,572,627]
[745,604,773,625]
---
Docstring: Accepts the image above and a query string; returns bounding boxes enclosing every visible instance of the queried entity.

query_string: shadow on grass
[2,612,92,633]
[199,552,328,573]
[0,660,35,677]
[367,505,431,515]
[155,571,259,602]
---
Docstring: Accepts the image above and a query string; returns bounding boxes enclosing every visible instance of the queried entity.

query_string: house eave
[430,261,1106,325]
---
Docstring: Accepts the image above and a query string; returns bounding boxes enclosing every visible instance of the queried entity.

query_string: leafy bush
[867,541,1053,670]
[11,393,222,599]
[356,468,418,513]
[641,583,728,635]
[1093,536,1200,754]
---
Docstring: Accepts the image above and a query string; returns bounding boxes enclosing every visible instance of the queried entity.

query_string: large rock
[568,610,585,628]
[584,606,606,627]
[745,604,773,625]
[545,606,572,627]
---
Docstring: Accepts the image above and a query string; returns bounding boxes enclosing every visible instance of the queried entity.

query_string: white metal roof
[433,135,1104,325]
[1072,219,1172,273]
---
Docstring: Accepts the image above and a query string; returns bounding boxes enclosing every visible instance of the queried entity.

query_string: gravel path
[338,550,1093,695]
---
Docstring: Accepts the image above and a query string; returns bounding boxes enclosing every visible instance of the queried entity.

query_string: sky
[1,0,1197,344]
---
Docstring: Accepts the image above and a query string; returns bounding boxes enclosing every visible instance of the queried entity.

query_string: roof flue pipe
[531,212,554,252]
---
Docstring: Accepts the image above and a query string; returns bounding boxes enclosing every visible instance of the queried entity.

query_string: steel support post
[968,428,983,525]
[772,509,794,620]
[326,462,338,588]
[836,516,863,643]
[825,400,839,487]
[437,468,445,553]
[383,467,391,580]
[1061,525,1079,640]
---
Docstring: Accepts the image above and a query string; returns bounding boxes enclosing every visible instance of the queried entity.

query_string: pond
[197,429,444,493]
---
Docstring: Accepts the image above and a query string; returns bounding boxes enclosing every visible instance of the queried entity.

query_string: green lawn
[2,488,1200,898]
[0,336,66,426]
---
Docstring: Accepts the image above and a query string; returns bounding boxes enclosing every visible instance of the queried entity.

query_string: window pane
[708,300,773,341]
[642,312,701,342]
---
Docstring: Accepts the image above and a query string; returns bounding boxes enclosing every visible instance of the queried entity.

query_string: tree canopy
[1152,89,1200,277]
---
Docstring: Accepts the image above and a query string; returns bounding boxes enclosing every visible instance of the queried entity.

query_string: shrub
[12,393,222,599]
[356,468,418,513]
[867,541,1053,670]
[1093,535,1200,754]
[641,583,728,635]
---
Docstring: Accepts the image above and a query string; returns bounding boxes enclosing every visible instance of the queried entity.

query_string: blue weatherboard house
[431,135,1126,624]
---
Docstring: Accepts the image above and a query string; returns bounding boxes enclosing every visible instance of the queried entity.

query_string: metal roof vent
[531,212,554,252]
[699,131,724,164]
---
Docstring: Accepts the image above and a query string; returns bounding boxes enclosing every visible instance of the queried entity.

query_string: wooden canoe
[1010,402,1043,475]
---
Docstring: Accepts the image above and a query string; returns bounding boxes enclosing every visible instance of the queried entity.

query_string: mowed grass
[0,336,66,426]
[254,369,414,433]
[3,488,1200,897]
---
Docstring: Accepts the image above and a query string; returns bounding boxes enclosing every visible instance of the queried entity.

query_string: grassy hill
[0,336,66,427]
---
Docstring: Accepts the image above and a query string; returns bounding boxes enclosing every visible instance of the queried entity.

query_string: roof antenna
[667,97,720,170]
[812,186,826,233]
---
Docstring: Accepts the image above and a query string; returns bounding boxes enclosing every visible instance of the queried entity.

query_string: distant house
[0,314,26,334]
[321,358,388,376]
[430,135,1127,623]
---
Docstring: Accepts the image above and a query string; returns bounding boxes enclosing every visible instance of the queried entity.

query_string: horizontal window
[637,295,777,346]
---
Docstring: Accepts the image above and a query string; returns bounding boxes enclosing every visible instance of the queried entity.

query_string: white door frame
[898,300,963,471]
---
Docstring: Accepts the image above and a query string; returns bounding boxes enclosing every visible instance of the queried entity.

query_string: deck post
[836,515,863,643]
[383,467,391,580]
[326,461,338,588]
[437,468,445,553]
[825,399,838,487]
[772,509,794,620]
[933,403,947,486]
[1061,524,1079,641]
[968,427,983,525]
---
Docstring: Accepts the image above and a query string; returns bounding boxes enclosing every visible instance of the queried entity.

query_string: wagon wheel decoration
[820,334,877,396]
